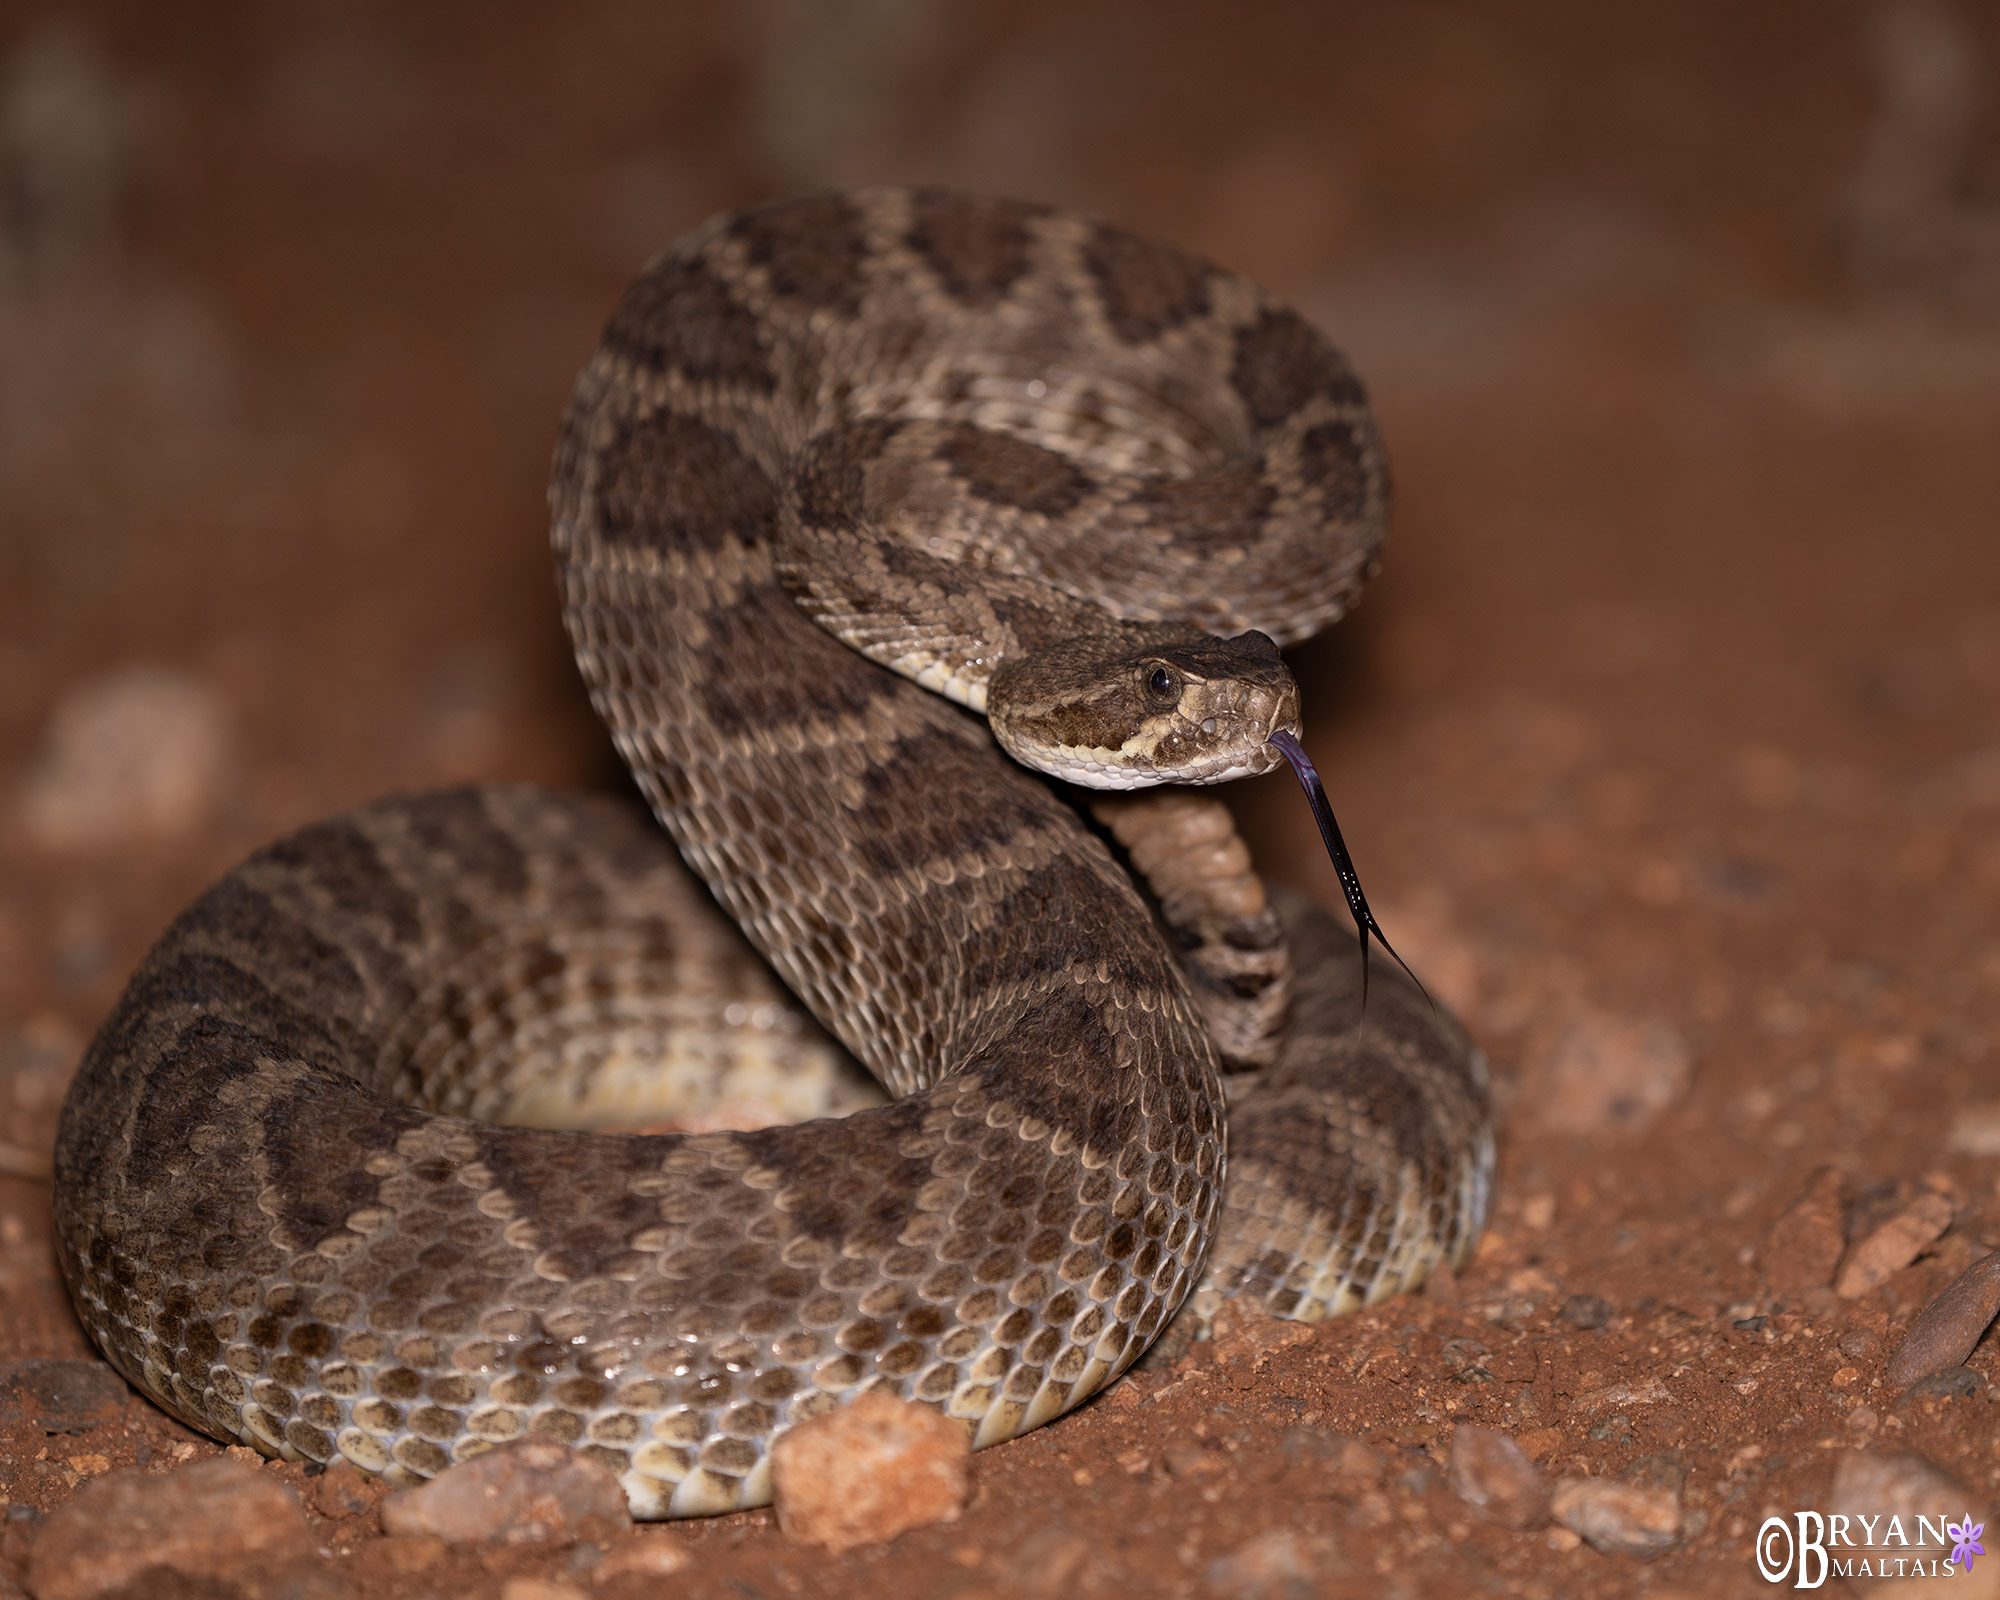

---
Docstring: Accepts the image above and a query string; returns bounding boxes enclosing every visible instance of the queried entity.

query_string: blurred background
[2,0,1998,1184]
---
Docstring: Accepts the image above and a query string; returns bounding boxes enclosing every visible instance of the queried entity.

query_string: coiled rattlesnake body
[54,189,1492,1519]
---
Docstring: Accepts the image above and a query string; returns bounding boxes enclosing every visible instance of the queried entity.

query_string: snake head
[989,627,1300,789]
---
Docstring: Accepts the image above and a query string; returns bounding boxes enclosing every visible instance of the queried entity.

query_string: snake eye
[1146,666,1179,702]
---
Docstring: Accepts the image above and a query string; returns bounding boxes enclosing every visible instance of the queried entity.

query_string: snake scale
[53,189,1493,1519]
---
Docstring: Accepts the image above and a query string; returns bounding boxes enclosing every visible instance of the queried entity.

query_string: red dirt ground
[3,4,1998,1597]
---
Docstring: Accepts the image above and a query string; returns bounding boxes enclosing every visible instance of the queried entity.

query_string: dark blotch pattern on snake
[53,189,1493,1518]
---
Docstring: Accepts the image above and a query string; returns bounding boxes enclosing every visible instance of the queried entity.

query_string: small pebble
[307,1456,381,1521]
[1570,1376,1670,1415]
[593,1538,692,1580]
[1396,1460,1439,1497]
[1448,1425,1548,1530]
[1835,1193,1954,1297]
[1163,1440,1225,1480]
[1883,1246,2000,1387]
[1621,1452,1691,1497]
[16,666,233,851]
[1278,1427,1383,1495]
[1438,1336,1491,1377]
[1203,1529,1341,1598]
[1206,1296,1316,1360]
[1764,1167,1848,1296]
[1897,1365,1987,1402]
[1513,1426,1564,1462]
[381,1440,630,1547]
[26,1457,312,1600]
[0,1359,127,1435]
[1534,1011,1692,1133]
[771,1390,969,1552]
[1946,1102,2000,1156]
[1549,1478,1681,1557]
[1559,1294,1613,1329]
[1002,1527,1091,1591]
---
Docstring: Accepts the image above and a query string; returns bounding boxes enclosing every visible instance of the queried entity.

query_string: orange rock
[1765,1167,1847,1296]
[1835,1192,1954,1298]
[771,1389,970,1551]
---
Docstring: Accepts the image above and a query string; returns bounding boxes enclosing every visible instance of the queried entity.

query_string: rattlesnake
[53,188,1493,1519]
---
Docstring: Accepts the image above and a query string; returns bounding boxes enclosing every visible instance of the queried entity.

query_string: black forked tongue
[1266,729,1430,1016]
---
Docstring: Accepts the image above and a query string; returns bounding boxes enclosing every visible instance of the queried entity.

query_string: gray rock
[1559,1294,1614,1329]
[1899,1365,1988,1403]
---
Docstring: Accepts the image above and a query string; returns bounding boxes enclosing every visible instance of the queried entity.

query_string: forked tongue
[1265,729,1429,1014]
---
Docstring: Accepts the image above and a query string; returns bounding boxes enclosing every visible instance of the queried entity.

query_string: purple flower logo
[1949,1517,1986,1571]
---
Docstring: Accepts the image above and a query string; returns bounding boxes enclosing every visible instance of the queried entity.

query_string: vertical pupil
[1150,668,1173,697]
